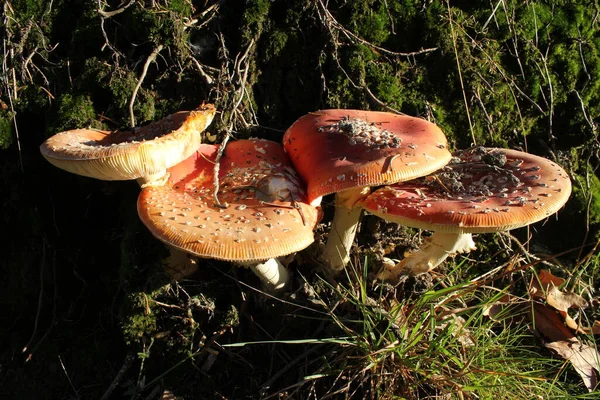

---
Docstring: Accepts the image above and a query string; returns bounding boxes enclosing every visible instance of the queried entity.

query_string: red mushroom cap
[40,104,216,181]
[361,147,572,233]
[137,139,321,261]
[283,109,452,204]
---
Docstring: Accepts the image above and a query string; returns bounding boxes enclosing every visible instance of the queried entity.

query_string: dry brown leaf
[530,303,600,391]
[530,269,565,294]
[483,283,600,391]
[482,294,527,322]
[529,302,575,342]
[436,313,475,347]
[529,270,589,334]
[545,340,600,392]
[587,321,600,335]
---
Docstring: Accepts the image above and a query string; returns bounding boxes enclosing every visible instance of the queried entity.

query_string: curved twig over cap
[362,147,572,233]
[137,139,321,262]
[40,104,216,183]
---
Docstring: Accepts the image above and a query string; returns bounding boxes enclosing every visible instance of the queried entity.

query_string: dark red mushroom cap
[361,147,572,233]
[283,109,452,204]
[137,139,321,261]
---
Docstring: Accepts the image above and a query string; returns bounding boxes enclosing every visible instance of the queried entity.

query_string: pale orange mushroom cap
[40,103,216,181]
[137,139,321,262]
[361,147,572,233]
[283,109,452,203]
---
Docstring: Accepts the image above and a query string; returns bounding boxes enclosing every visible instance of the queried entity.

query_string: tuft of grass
[269,259,573,399]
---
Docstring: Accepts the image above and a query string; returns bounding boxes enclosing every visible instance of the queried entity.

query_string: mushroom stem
[163,245,199,280]
[378,232,476,279]
[321,188,369,274]
[136,171,170,187]
[249,258,290,292]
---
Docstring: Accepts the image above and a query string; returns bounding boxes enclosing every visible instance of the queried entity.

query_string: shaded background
[1,0,599,398]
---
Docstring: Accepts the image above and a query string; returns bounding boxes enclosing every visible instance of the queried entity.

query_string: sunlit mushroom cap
[361,147,572,233]
[137,139,321,261]
[40,103,216,181]
[283,109,452,204]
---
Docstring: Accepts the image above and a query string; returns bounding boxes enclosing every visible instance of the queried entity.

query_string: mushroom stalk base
[163,246,199,280]
[136,171,169,187]
[321,189,368,274]
[248,258,290,292]
[378,232,476,280]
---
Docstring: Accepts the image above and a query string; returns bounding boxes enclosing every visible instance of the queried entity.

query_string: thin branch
[129,45,163,128]
[2,5,24,172]
[97,0,136,19]
[316,0,437,58]
[447,2,476,145]
[501,231,556,268]
[22,237,47,355]
[212,132,230,208]
[100,352,135,400]
[58,355,79,399]
[212,39,256,207]
[573,90,596,133]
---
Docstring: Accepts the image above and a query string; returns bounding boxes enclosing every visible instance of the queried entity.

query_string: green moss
[51,93,99,132]
[0,112,14,150]
[263,29,289,62]
[220,304,240,328]
[346,0,391,45]
[110,73,157,125]
[10,0,48,22]
[241,0,271,44]
[164,0,193,15]
[71,58,156,128]
[121,293,158,345]
[572,170,600,227]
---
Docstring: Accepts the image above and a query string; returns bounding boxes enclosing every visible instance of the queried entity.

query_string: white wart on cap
[40,103,216,185]
[361,147,572,278]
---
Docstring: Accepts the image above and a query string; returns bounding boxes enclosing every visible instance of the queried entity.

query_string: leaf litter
[483,269,600,391]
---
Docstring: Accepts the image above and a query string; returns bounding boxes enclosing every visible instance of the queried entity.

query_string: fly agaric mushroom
[40,103,216,186]
[137,139,321,291]
[283,109,451,274]
[360,147,572,280]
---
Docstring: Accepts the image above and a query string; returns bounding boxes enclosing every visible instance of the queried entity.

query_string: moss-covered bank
[2,1,599,398]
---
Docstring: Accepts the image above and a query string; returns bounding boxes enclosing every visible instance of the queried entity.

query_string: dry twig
[129,45,164,128]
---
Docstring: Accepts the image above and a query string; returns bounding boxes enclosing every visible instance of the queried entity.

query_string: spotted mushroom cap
[361,147,572,233]
[40,103,216,181]
[137,139,321,261]
[283,109,452,204]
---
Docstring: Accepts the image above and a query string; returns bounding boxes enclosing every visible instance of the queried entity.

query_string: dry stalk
[97,0,136,18]
[100,352,136,400]
[211,38,256,207]
[96,0,127,62]
[129,45,164,128]
[316,0,437,58]
[446,2,476,145]
[315,0,434,114]
[2,4,23,171]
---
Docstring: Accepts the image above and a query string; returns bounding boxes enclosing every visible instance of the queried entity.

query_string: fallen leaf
[529,270,589,334]
[545,340,600,392]
[588,321,600,335]
[530,269,565,294]
[482,294,527,323]
[484,297,600,391]
[530,303,600,392]
[436,312,475,347]
[529,302,575,342]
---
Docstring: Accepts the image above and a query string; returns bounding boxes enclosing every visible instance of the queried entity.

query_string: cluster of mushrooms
[40,104,572,292]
